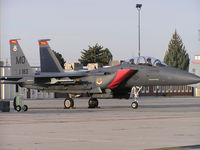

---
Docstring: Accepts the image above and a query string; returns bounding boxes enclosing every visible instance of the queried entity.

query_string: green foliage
[53,50,66,69]
[164,30,189,71]
[78,43,113,66]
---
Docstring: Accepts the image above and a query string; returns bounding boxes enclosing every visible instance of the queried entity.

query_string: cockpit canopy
[125,56,167,67]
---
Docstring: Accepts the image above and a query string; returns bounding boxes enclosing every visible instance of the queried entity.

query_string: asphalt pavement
[0,96,200,150]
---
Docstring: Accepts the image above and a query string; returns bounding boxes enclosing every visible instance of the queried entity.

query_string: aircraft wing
[0,71,87,84]
[34,71,88,85]
[34,71,87,78]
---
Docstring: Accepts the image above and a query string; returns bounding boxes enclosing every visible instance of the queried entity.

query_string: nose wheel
[130,86,142,109]
[131,101,138,109]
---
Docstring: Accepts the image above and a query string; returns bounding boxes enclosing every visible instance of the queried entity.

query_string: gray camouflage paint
[1,39,200,99]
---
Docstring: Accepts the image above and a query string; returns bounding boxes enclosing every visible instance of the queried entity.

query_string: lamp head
[136,4,142,9]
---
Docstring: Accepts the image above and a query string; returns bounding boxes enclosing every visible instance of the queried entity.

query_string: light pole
[136,4,142,57]
[0,0,1,61]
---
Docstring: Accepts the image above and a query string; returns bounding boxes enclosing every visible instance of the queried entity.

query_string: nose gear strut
[130,86,142,109]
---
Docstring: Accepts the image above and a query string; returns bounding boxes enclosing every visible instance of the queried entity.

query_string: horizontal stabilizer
[0,76,22,81]
[0,81,23,84]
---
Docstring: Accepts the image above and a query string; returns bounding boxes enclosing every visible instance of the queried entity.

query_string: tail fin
[39,39,63,72]
[10,39,33,75]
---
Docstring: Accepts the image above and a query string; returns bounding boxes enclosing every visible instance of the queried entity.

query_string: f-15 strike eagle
[1,39,200,109]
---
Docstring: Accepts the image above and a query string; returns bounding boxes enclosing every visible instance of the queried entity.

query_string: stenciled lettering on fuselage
[16,56,25,64]
[18,69,29,74]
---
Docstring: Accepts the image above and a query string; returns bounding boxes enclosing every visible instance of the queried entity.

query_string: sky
[1,0,200,66]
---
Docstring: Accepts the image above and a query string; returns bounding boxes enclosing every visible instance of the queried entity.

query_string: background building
[0,61,4,99]
[140,85,192,96]
[87,63,103,70]
[189,55,200,96]
[65,62,83,71]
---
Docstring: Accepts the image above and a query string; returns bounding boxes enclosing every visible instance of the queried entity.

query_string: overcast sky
[1,0,200,66]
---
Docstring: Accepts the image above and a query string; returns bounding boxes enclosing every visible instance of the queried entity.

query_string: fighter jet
[1,39,200,109]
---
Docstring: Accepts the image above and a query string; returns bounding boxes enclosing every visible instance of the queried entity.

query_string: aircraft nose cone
[178,72,200,85]
[187,74,200,83]
[165,67,200,85]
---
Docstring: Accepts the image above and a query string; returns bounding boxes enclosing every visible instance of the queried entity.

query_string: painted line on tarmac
[147,145,200,150]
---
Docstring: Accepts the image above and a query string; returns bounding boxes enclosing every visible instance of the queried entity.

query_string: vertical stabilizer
[39,39,64,72]
[10,39,33,75]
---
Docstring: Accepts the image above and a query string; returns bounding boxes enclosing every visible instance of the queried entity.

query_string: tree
[78,43,113,66]
[53,50,66,69]
[164,30,189,71]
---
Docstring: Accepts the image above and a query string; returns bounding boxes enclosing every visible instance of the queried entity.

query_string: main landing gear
[64,97,99,109]
[88,98,99,108]
[64,98,74,109]
[130,86,142,109]
[64,86,142,109]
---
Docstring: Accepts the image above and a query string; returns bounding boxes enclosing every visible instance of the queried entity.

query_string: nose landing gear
[131,101,138,109]
[130,86,142,109]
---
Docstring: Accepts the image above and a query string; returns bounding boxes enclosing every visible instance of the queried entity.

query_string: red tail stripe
[39,41,48,45]
[107,69,136,89]
[10,40,18,44]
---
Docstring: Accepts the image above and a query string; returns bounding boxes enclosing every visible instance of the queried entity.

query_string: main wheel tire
[64,98,74,109]
[88,98,98,108]
[131,101,138,109]
[15,105,21,112]
[13,97,17,109]
[22,105,28,111]
[93,98,98,107]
